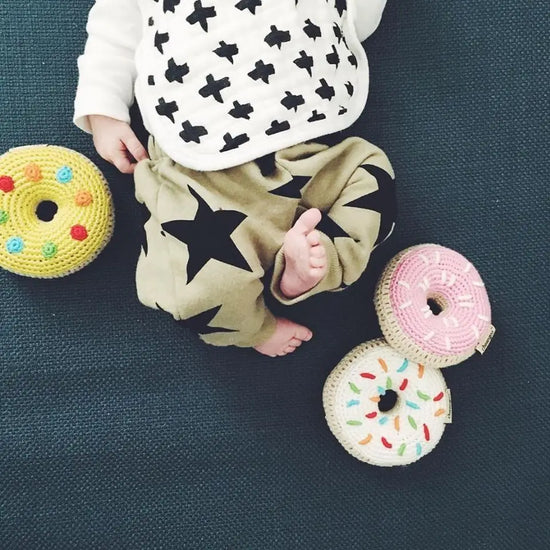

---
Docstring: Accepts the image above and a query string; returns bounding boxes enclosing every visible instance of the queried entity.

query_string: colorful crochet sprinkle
[56,166,73,184]
[6,236,24,254]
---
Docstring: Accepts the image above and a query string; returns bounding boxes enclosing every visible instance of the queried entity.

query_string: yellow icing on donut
[0,145,114,278]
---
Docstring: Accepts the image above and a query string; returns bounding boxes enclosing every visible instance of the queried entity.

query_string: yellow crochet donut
[0,145,114,278]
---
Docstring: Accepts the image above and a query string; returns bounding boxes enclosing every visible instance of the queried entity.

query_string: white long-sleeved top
[74,0,387,171]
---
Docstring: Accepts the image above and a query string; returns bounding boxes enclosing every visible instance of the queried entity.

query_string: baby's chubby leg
[134,146,314,357]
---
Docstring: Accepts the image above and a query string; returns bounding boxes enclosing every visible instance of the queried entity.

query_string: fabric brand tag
[476,324,496,354]
[444,389,453,424]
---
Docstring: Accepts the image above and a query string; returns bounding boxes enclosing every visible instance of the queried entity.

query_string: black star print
[165,58,190,83]
[304,19,321,40]
[179,305,237,335]
[214,41,239,64]
[161,186,252,284]
[342,164,397,246]
[156,97,179,123]
[294,50,314,76]
[266,120,290,135]
[180,305,237,335]
[326,45,340,69]
[235,0,262,14]
[316,79,335,101]
[348,52,358,68]
[179,120,208,143]
[186,1,217,32]
[148,75,155,86]
[229,101,254,120]
[269,175,310,199]
[317,213,354,241]
[345,81,354,96]
[220,132,250,152]
[338,106,348,115]
[264,26,291,49]
[248,60,275,83]
[199,74,231,103]
[138,201,151,256]
[154,31,169,54]
[281,92,305,112]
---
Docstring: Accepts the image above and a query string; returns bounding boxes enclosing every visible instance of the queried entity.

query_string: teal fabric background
[1,1,548,548]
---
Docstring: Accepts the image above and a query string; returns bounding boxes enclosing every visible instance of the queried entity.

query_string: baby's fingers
[122,130,149,163]
[112,146,136,174]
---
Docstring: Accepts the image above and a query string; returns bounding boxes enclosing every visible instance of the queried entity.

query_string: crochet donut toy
[375,244,493,368]
[0,145,114,278]
[323,339,451,467]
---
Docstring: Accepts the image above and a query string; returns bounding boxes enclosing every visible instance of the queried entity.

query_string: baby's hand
[88,115,149,174]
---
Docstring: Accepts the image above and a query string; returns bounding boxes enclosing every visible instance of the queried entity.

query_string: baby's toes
[295,327,313,342]
[311,245,325,259]
[306,230,320,247]
[310,256,325,268]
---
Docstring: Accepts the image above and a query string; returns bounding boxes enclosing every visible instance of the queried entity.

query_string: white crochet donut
[323,339,450,467]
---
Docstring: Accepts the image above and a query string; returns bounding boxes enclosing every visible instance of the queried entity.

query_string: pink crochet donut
[375,244,493,368]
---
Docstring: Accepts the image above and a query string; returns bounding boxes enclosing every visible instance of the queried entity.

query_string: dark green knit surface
[0,1,548,548]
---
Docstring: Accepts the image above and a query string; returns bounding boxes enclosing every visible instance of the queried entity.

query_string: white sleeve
[73,0,142,133]
[351,0,388,42]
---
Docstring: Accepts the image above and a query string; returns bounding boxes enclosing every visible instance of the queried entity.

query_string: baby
[74,0,395,357]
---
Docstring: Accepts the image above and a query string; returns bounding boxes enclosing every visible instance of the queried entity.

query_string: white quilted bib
[135,0,369,169]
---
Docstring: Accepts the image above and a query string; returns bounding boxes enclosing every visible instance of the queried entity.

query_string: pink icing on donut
[388,244,491,356]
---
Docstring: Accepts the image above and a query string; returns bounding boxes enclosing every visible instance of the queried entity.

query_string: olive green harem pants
[134,136,396,347]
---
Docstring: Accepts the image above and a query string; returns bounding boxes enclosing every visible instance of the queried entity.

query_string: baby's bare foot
[254,317,313,357]
[280,208,327,299]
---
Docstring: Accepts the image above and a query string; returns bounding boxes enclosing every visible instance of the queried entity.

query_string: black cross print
[186,0,217,32]
[304,19,321,40]
[308,110,326,122]
[156,97,179,122]
[248,60,275,83]
[264,25,291,49]
[154,31,169,54]
[199,74,231,103]
[281,92,305,112]
[316,79,335,101]
[220,133,250,152]
[179,120,208,143]
[294,50,314,76]
[229,101,254,120]
[266,120,290,135]
[214,41,239,64]
[165,58,190,83]
[326,45,340,69]
[235,0,262,14]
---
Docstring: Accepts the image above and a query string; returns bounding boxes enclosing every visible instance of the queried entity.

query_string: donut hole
[378,389,398,413]
[427,294,447,316]
[36,201,58,222]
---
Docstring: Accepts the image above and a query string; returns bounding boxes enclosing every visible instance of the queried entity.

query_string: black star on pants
[161,186,253,284]
[317,213,354,241]
[180,305,237,335]
[138,201,151,256]
[342,164,396,246]
[269,175,310,199]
